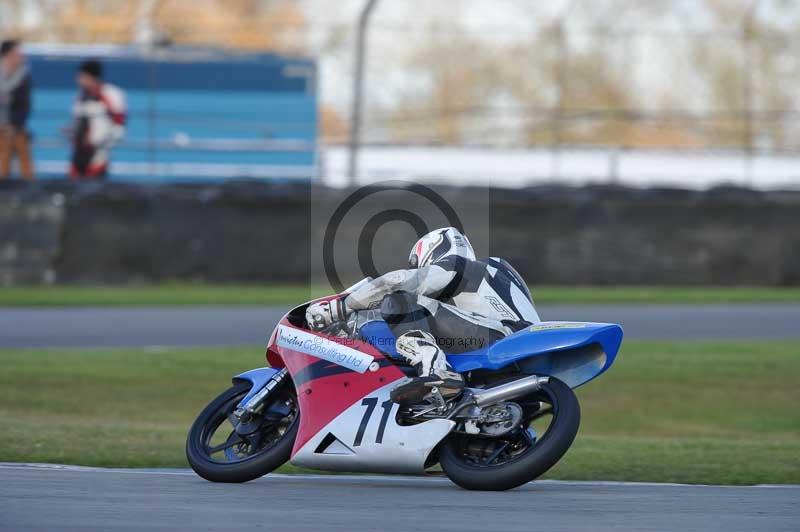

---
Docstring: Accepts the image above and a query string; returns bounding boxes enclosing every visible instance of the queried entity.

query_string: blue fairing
[359,320,623,389]
[359,320,403,359]
[232,367,281,406]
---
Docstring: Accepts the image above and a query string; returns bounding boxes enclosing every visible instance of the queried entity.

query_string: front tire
[439,377,580,491]
[186,381,299,483]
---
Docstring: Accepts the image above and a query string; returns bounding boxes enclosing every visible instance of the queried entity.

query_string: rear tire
[186,381,299,483]
[439,377,580,491]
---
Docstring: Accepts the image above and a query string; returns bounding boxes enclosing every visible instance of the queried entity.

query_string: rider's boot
[390,330,464,406]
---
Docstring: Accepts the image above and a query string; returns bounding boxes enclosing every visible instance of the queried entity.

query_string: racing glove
[305,298,348,331]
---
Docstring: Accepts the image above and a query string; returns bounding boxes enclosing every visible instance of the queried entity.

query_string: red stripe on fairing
[274,324,405,456]
[266,347,285,368]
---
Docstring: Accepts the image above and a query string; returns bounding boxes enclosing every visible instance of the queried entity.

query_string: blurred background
[0,0,798,287]
[0,0,798,187]
[0,0,798,487]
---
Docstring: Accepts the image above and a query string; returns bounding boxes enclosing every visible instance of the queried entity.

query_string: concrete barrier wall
[0,188,64,285]
[1,182,798,286]
[489,187,800,286]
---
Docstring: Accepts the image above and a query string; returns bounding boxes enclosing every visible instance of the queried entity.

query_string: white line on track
[1,462,797,489]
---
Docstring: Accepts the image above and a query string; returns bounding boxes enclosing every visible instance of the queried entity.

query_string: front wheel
[439,376,580,491]
[186,380,299,483]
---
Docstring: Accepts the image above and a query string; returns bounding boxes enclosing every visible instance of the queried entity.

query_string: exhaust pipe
[470,375,550,407]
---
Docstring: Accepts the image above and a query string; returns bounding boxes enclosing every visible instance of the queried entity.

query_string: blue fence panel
[25,46,318,183]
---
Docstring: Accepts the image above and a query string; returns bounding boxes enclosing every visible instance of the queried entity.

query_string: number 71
[354,397,394,446]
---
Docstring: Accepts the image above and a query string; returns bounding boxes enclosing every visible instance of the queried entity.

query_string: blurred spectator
[0,39,34,181]
[70,59,127,180]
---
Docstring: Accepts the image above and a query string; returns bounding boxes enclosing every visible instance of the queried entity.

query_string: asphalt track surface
[1,464,798,532]
[1,303,799,348]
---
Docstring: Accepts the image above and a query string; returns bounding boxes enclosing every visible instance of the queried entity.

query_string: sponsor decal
[276,325,375,374]
[529,322,588,332]
[486,295,516,320]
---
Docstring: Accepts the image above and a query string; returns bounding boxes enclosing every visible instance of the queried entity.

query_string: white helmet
[408,227,476,269]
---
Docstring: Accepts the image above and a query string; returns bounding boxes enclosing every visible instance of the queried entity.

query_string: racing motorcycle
[186,284,622,491]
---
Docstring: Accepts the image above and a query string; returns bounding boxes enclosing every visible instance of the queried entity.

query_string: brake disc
[478,402,523,437]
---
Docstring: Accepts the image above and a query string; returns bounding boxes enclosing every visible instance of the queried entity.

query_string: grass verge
[2,284,800,307]
[0,341,798,484]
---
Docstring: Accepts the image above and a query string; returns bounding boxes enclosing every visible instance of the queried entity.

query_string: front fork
[233,367,290,423]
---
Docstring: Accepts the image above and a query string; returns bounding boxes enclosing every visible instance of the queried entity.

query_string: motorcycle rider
[306,227,540,405]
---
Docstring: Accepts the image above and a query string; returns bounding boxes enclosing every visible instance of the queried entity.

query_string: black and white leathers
[344,255,540,351]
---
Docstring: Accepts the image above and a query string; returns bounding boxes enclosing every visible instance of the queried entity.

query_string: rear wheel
[186,380,299,483]
[439,377,579,491]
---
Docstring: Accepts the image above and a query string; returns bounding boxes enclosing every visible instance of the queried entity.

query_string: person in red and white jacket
[69,59,127,180]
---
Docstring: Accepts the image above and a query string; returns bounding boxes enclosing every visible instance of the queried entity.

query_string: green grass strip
[2,284,799,307]
[1,340,798,484]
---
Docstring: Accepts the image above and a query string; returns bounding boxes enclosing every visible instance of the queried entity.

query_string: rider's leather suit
[345,255,540,353]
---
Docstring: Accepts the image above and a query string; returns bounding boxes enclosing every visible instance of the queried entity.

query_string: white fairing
[291,380,455,474]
